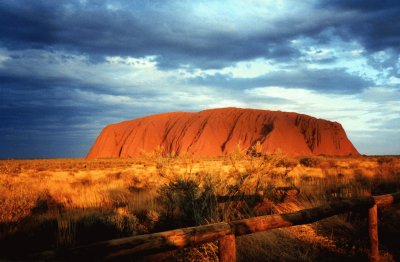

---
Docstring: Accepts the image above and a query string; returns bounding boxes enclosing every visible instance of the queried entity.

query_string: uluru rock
[87,108,359,158]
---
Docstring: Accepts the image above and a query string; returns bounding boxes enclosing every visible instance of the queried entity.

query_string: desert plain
[1,151,399,261]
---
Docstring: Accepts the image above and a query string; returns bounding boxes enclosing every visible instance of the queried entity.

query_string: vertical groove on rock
[221,112,245,152]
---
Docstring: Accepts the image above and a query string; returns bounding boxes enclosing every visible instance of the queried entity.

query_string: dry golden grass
[0,152,399,261]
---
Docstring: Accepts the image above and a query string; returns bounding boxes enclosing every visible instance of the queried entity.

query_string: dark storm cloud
[0,100,96,158]
[0,0,399,70]
[191,68,373,94]
[323,0,397,11]
[0,59,208,158]
[155,42,301,70]
[0,72,162,158]
[319,0,400,54]
[0,1,320,69]
[0,74,76,93]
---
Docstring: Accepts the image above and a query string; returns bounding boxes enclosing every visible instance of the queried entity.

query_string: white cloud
[73,89,136,105]
[198,58,274,78]
[389,76,400,85]
[0,48,10,68]
[245,86,394,134]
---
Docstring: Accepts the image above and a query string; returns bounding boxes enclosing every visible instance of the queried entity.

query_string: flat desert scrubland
[1,150,400,261]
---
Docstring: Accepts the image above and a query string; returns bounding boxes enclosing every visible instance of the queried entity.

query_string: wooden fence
[34,192,400,261]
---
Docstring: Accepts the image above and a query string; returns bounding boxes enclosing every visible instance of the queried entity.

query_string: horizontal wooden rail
[231,196,375,236]
[373,192,400,207]
[32,192,400,261]
[55,222,231,260]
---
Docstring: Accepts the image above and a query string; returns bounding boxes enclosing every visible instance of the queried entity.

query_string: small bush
[75,212,138,245]
[299,157,320,167]
[157,178,217,228]
[31,192,64,215]
[276,158,298,168]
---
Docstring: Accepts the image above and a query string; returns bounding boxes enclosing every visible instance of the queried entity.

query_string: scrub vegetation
[0,148,399,261]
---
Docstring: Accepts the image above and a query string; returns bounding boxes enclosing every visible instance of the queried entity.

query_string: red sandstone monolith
[87,107,359,158]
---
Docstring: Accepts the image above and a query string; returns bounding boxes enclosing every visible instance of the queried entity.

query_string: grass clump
[157,177,218,228]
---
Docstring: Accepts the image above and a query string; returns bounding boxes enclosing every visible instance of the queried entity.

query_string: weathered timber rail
[33,192,400,261]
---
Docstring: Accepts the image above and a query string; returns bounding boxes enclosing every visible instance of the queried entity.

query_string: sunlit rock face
[87,107,359,158]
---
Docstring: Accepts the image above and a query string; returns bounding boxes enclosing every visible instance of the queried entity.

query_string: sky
[0,0,399,158]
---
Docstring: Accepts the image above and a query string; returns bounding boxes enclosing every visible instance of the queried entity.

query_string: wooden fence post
[219,234,236,262]
[368,204,379,262]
